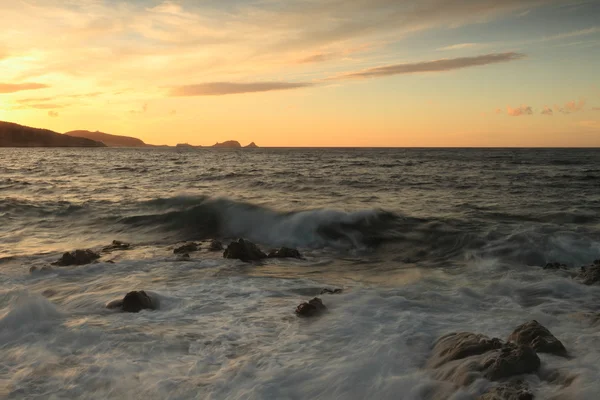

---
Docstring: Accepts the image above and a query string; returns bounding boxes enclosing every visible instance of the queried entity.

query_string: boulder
[52,249,100,266]
[102,240,131,252]
[106,290,157,313]
[543,262,568,270]
[267,247,303,259]
[508,320,567,357]
[209,240,224,251]
[577,262,600,285]
[482,343,540,381]
[320,288,343,295]
[295,297,327,317]
[173,242,199,254]
[176,253,191,261]
[223,238,267,262]
[478,381,533,400]
[427,332,503,369]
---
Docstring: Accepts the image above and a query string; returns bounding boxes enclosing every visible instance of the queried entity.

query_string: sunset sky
[1,0,599,146]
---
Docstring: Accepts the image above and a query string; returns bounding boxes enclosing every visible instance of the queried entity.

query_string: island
[213,140,242,148]
[244,142,259,148]
[65,130,146,147]
[0,121,105,147]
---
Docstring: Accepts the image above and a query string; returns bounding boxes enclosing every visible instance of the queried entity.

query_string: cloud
[170,81,315,96]
[593,107,600,111]
[495,108,503,114]
[437,43,479,51]
[0,83,49,94]
[507,105,533,117]
[556,99,585,114]
[48,110,59,117]
[331,52,525,80]
[129,103,149,114]
[541,106,553,116]
[297,53,337,63]
[578,120,600,129]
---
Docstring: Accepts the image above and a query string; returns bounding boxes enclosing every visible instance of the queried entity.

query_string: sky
[0,0,599,147]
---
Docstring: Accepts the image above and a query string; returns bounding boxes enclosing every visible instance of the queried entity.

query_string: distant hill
[65,130,146,147]
[244,142,259,148]
[176,143,197,148]
[0,121,105,147]
[213,140,241,148]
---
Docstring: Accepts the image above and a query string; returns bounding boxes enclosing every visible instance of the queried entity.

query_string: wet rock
[482,342,540,381]
[174,242,199,254]
[296,297,327,317]
[176,253,191,261]
[427,332,504,369]
[479,380,533,400]
[107,290,157,313]
[320,288,343,295]
[52,249,100,266]
[223,238,267,262]
[209,240,224,251]
[29,266,38,274]
[508,320,567,357]
[102,240,131,252]
[267,247,302,259]
[543,262,568,270]
[576,263,600,285]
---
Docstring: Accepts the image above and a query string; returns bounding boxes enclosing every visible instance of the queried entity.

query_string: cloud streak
[0,83,49,94]
[331,52,525,80]
[507,105,533,116]
[437,43,479,51]
[170,82,315,96]
[541,106,553,116]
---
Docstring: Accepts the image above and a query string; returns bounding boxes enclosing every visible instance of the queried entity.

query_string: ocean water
[1,147,599,399]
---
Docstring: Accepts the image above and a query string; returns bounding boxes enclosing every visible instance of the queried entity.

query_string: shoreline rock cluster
[544,259,600,285]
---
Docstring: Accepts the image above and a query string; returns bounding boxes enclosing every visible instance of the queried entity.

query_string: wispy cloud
[593,107,600,111]
[541,106,553,116]
[332,52,525,80]
[0,83,49,94]
[170,82,315,96]
[297,53,338,64]
[437,43,479,51]
[543,27,600,42]
[48,110,59,118]
[556,99,585,114]
[578,120,600,129]
[507,105,533,116]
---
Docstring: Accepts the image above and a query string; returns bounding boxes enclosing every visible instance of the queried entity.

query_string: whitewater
[1,147,600,399]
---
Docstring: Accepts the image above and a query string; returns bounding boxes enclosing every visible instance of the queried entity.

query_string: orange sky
[1,0,599,146]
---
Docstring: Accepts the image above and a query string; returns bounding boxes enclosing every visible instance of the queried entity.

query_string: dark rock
[102,240,131,252]
[209,240,224,251]
[29,266,38,273]
[577,264,600,285]
[121,291,156,313]
[320,288,343,295]
[52,249,100,266]
[223,238,267,262]
[295,297,327,317]
[508,320,567,357]
[176,253,191,261]
[543,262,568,270]
[481,342,540,381]
[267,247,302,259]
[41,266,53,272]
[427,332,504,369]
[173,242,199,254]
[478,380,533,400]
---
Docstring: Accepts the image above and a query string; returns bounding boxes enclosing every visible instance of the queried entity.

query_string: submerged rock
[267,247,303,259]
[173,242,199,254]
[52,249,100,266]
[223,238,267,262]
[29,265,53,274]
[209,240,224,251]
[478,380,534,400]
[508,320,567,357]
[106,290,157,313]
[102,240,131,252]
[176,253,191,261]
[543,262,568,270]
[296,297,327,317]
[576,262,600,285]
[427,332,503,369]
[320,288,343,295]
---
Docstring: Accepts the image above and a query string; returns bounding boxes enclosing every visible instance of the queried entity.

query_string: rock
[209,240,224,251]
[295,297,327,317]
[576,264,600,285]
[267,247,303,259]
[102,240,131,252]
[543,262,568,270]
[428,333,540,386]
[478,381,533,400]
[508,320,567,357]
[107,290,157,313]
[427,332,503,369]
[176,253,191,261]
[223,238,267,262]
[320,288,343,295]
[173,242,199,254]
[52,249,100,266]
[29,266,38,273]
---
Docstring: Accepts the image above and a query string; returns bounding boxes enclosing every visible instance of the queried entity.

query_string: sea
[1,147,599,399]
